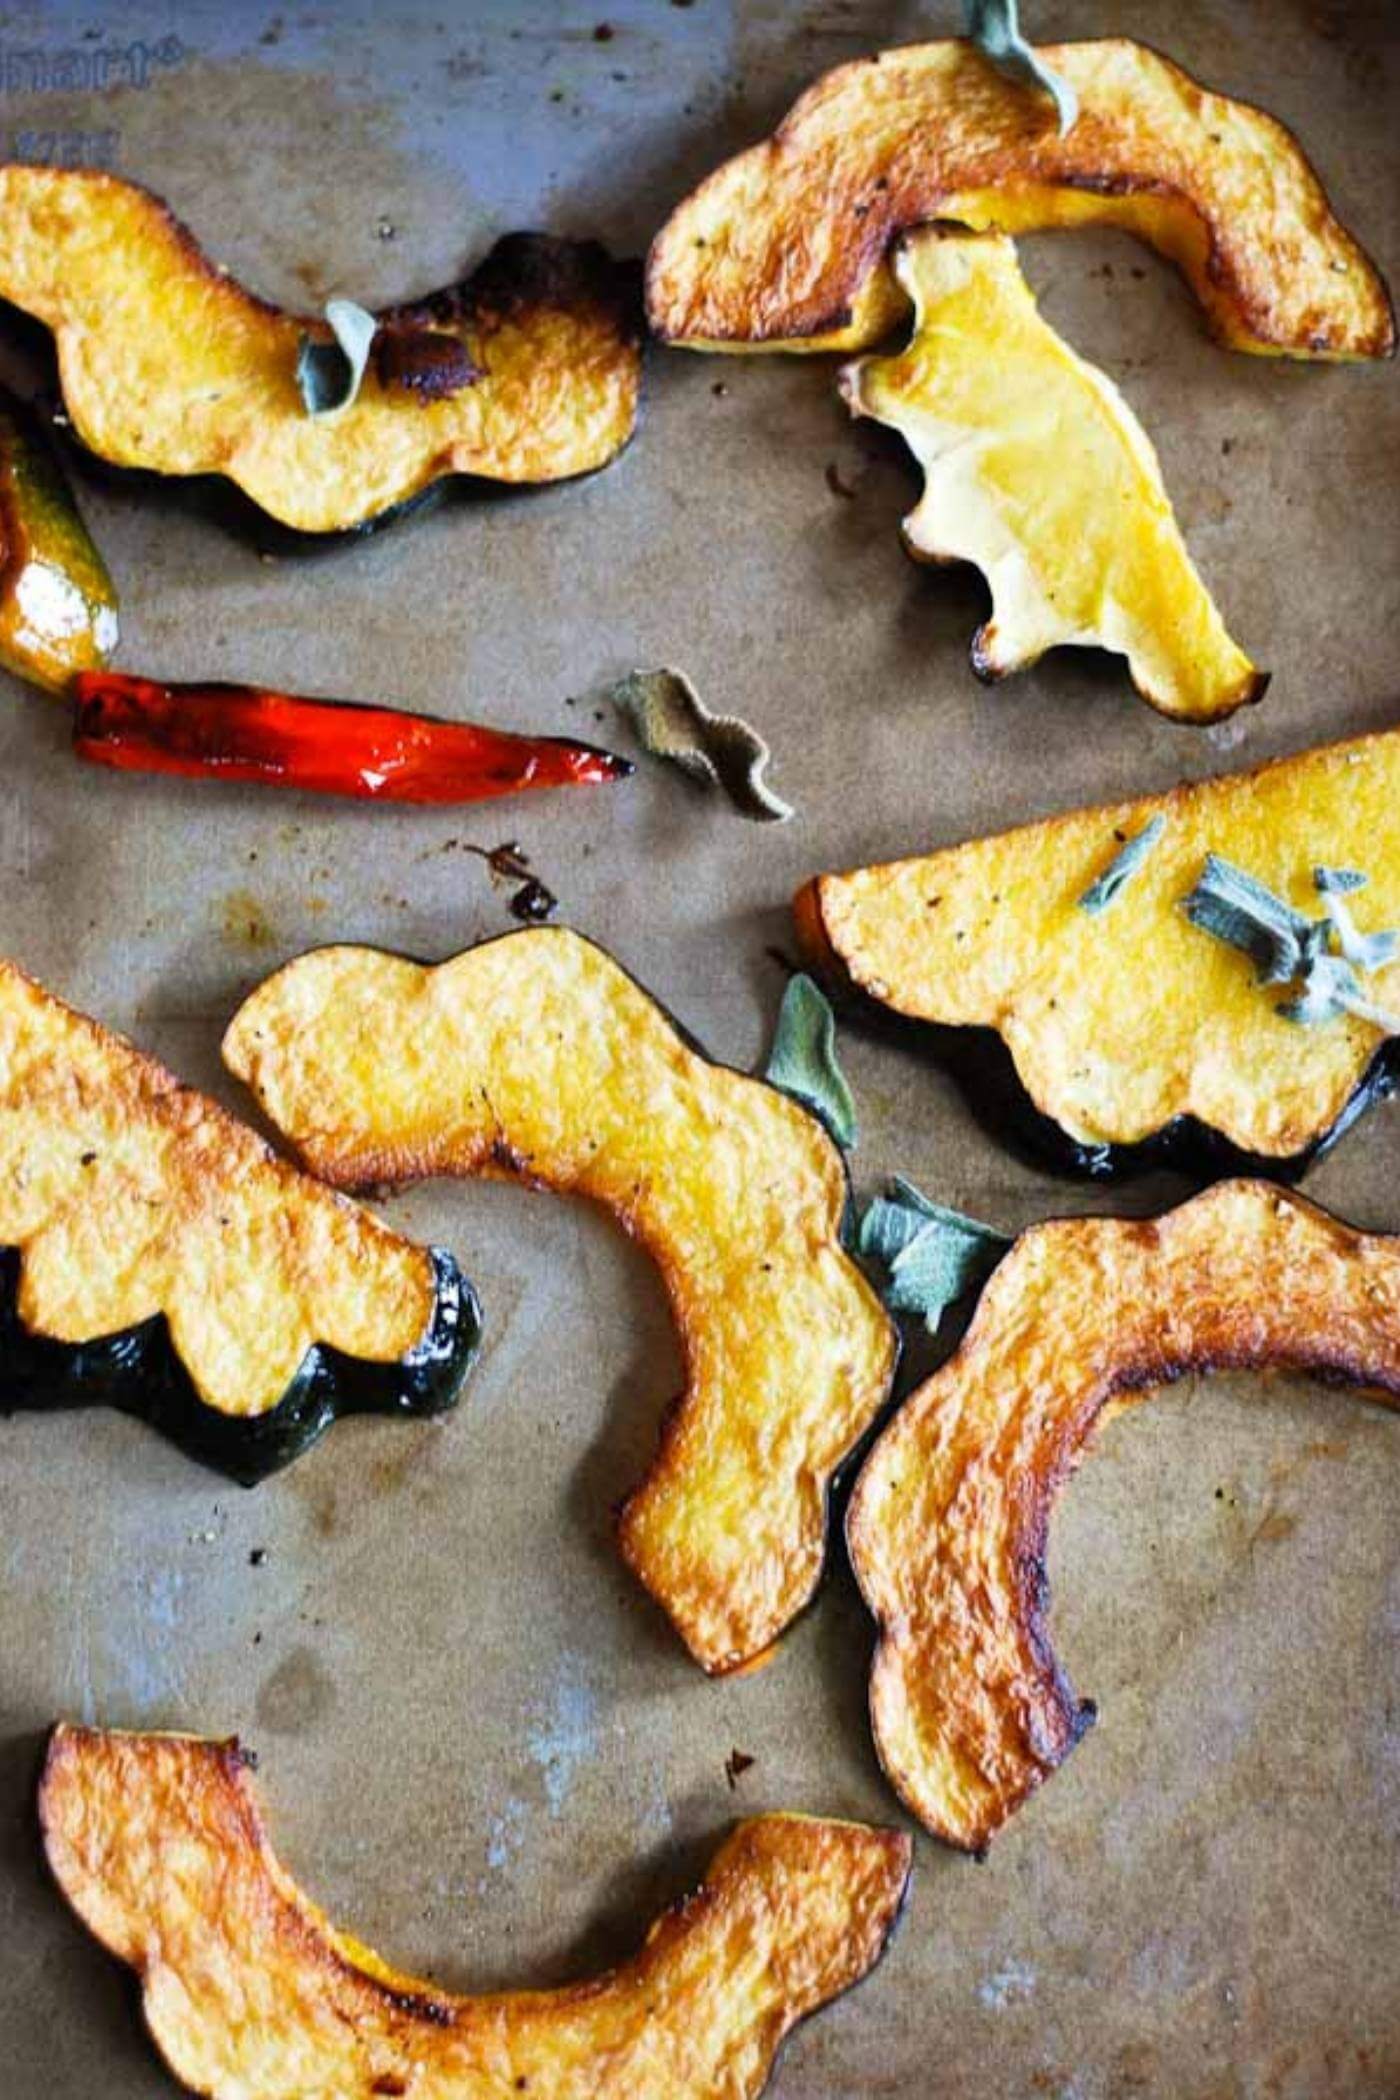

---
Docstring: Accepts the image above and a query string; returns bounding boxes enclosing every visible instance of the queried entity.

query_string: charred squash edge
[645,36,1395,360]
[0,166,643,536]
[844,1179,1400,1851]
[223,929,899,1672]
[38,1725,913,2100]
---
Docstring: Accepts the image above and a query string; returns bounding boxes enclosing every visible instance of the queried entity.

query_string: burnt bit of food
[509,877,558,924]
[725,1748,756,1788]
[374,328,481,402]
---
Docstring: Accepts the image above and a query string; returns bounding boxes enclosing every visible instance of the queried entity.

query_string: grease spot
[255,1646,334,1734]
[219,889,276,950]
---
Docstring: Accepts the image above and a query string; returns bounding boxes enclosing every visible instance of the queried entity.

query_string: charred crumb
[374,328,480,402]
[464,840,534,886]
[249,1547,267,1567]
[724,1748,756,1788]
[509,877,558,923]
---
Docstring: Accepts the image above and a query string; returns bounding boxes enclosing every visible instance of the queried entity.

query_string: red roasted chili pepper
[72,672,633,804]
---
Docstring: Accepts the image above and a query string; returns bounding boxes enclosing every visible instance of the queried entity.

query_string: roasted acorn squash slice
[223,928,897,1673]
[0,956,478,1480]
[0,386,117,692]
[797,722,1400,1174]
[646,36,1394,359]
[839,227,1263,719]
[847,1179,1400,1853]
[0,166,642,534]
[40,1725,912,2100]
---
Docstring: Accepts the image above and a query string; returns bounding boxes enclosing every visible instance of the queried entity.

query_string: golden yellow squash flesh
[846,1180,1400,1853]
[646,37,1394,359]
[0,955,477,1478]
[840,227,1264,720]
[223,928,897,1673]
[0,166,642,534]
[39,1726,912,2100]
[797,723,1400,1167]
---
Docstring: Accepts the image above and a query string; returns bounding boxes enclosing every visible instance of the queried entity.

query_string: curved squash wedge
[0,956,478,1481]
[223,928,897,1672]
[839,227,1263,719]
[39,1725,912,2100]
[846,1179,1400,1852]
[0,386,117,692]
[645,36,1394,359]
[796,721,1400,1175]
[0,166,642,534]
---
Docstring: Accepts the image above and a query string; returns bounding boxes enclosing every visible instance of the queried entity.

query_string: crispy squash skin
[840,227,1263,719]
[223,928,897,1673]
[0,956,479,1479]
[646,37,1394,360]
[39,1726,911,2100]
[846,1180,1400,1852]
[796,722,1400,1169]
[0,166,642,534]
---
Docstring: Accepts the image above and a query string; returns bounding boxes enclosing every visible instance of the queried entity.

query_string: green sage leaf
[764,974,857,1149]
[1078,815,1165,915]
[1313,866,1399,973]
[297,297,378,418]
[963,0,1078,134]
[858,1174,1009,1331]
[610,667,793,823]
[1181,853,1322,985]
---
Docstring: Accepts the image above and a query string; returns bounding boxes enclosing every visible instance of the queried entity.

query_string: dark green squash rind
[826,991,1400,1185]
[0,1244,481,1483]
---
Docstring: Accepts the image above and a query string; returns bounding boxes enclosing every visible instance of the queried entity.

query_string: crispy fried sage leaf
[764,974,857,1149]
[1181,853,1323,984]
[296,297,378,418]
[1314,866,1400,973]
[859,1173,1009,1331]
[964,0,1078,134]
[610,668,793,823]
[1078,815,1165,915]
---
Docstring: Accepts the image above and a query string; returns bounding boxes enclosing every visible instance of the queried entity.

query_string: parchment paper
[0,3,1395,2095]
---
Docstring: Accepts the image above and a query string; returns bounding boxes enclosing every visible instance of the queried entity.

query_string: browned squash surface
[40,1725,912,2100]
[223,928,897,1673]
[646,37,1393,359]
[846,1180,1400,1852]
[0,166,642,533]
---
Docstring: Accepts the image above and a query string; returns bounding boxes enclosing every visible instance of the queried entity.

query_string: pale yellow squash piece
[841,227,1265,720]
[797,723,1400,1163]
[40,1726,912,2100]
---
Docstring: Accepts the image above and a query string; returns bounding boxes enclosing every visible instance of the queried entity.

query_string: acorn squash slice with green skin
[796,722,1400,1176]
[223,927,898,1673]
[0,385,117,692]
[645,36,1395,359]
[839,227,1265,720]
[39,1725,913,2100]
[0,166,642,535]
[846,1179,1400,1853]
[0,956,479,1482]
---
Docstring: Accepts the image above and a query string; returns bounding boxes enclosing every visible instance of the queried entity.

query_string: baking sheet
[0,2,1396,2094]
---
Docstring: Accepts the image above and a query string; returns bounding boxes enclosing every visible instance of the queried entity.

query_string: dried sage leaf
[858,1174,1009,1331]
[963,0,1078,134]
[296,297,377,418]
[609,667,793,823]
[763,974,857,1149]
[1078,815,1165,915]
[1181,853,1321,985]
